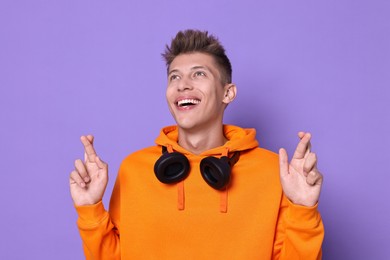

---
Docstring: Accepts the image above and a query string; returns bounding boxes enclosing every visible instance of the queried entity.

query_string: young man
[70,30,324,259]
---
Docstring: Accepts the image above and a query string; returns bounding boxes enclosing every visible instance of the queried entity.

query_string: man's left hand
[279,132,323,207]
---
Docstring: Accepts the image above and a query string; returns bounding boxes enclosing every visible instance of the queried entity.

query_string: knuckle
[79,168,87,176]
[74,159,82,165]
[70,171,80,180]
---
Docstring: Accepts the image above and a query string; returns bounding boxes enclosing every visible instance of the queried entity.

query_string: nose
[177,77,193,92]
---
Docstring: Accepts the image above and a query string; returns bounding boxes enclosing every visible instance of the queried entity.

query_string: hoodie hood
[154,124,260,213]
[155,125,259,156]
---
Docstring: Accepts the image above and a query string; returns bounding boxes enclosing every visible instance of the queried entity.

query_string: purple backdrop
[0,0,389,259]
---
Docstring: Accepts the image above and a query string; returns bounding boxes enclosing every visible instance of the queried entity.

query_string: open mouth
[176,98,201,108]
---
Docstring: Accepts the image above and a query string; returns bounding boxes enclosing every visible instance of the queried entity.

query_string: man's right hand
[69,135,108,206]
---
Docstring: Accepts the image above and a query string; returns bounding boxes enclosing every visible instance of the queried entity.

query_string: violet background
[0,0,389,259]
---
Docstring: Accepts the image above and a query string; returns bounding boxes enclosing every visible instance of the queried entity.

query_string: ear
[222,84,237,104]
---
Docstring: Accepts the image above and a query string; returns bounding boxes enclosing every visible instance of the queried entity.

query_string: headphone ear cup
[200,156,231,190]
[154,152,190,184]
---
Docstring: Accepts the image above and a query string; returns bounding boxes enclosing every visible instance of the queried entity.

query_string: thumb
[279,148,289,178]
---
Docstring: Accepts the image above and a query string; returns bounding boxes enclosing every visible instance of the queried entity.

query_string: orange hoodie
[75,125,324,259]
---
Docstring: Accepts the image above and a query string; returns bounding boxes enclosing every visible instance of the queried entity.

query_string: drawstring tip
[220,188,228,213]
[177,181,185,210]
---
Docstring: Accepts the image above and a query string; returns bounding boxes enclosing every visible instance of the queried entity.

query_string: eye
[194,71,206,77]
[169,74,180,81]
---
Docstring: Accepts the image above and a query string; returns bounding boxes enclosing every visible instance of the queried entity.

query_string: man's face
[166,52,232,132]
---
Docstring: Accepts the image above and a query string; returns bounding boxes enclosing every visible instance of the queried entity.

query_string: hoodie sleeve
[272,195,324,260]
[75,175,121,260]
[75,202,120,260]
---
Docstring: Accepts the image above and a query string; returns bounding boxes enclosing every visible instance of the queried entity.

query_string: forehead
[169,52,220,74]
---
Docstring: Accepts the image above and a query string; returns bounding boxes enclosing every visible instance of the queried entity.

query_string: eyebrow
[191,65,210,71]
[168,69,179,76]
[168,66,211,76]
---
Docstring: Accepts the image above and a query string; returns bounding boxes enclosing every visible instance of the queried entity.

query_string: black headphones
[154,146,240,190]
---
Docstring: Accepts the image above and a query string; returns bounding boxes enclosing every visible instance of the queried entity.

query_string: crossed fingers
[70,135,104,188]
[81,135,96,163]
[294,132,322,186]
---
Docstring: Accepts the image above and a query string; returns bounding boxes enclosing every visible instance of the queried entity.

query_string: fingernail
[84,177,90,182]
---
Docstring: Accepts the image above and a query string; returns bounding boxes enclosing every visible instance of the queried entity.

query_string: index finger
[81,135,97,162]
[292,132,311,159]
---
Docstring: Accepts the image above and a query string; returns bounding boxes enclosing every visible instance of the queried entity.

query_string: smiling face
[166,52,236,132]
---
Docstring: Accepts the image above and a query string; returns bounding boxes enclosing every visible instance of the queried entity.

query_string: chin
[172,117,200,130]
[175,120,197,130]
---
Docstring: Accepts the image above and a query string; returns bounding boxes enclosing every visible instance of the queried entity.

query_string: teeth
[177,99,201,106]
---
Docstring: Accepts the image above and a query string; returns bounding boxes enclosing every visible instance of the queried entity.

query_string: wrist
[285,198,322,228]
[75,200,108,226]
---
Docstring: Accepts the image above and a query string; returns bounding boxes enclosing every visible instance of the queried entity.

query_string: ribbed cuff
[286,200,321,228]
[75,201,107,226]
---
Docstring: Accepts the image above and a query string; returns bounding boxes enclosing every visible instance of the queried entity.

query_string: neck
[177,124,227,155]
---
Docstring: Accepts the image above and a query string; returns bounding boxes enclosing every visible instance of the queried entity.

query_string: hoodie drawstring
[220,189,228,213]
[220,147,230,213]
[177,181,185,211]
[167,145,185,210]
[167,145,231,213]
